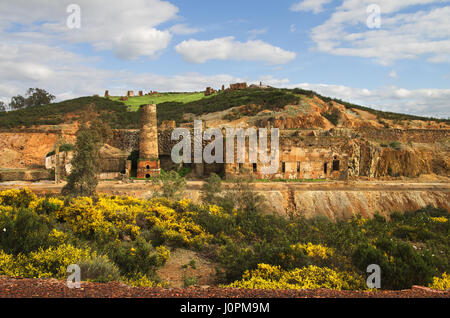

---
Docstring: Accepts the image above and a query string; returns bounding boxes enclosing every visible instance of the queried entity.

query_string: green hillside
[109,92,209,111]
[0,88,447,130]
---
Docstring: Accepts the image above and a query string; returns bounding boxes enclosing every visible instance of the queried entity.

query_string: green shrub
[183,274,198,288]
[151,170,186,200]
[352,238,436,290]
[107,238,164,277]
[389,141,402,150]
[78,255,121,283]
[0,208,52,255]
[46,144,75,157]
[323,112,339,126]
[200,173,223,205]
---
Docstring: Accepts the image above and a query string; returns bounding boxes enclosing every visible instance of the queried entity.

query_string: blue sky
[0,0,449,117]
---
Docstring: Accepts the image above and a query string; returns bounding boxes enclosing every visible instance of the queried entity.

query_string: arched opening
[145,174,150,178]
[333,160,340,171]
[146,165,150,169]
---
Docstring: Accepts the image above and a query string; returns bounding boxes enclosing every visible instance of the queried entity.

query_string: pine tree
[62,124,102,197]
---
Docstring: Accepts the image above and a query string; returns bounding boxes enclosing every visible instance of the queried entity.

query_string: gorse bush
[0,244,93,279]
[0,188,448,290]
[429,272,450,290]
[223,264,365,291]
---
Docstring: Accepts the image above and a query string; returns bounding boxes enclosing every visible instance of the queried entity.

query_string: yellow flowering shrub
[140,199,212,247]
[0,205,13,216]
[122,272,168,288]
[224,264,366,291]
[29,197,64,215]
[290,243,334,259]
[430,217,448,223]
[95,196,141,238]
[0,188,36,208]
[59,197,117,240]
[429,273,450,290]
[48,229,69,245]
[156,245,171,265]
[0,250,21,276]
[0,244,93,279]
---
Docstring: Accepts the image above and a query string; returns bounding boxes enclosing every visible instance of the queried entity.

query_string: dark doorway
[332,160,340,171]
[282,162,286,173]
[297,162,301,173]
[253,163,257,172]
[145,174,150,178]
[324,163,328,174]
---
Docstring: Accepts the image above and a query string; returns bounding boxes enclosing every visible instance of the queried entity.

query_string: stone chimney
[137,104,160,178]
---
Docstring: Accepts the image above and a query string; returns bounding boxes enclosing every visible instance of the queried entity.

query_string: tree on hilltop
[9,88,55,110]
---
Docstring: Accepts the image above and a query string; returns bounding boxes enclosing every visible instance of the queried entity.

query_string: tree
[9,95,26,110]
[0,101,6,112]
[9,88,55,110]
[25,88,55,108]
[200,173,223,205]
[223,174,267,215]
[151,170,186,201]
[61,124,103,197]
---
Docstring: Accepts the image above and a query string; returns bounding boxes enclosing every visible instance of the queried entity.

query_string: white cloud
[305,0,450,64]
[175,36,296,64]
[169,24,203,35]
[113,28,172,60]
[290,82,450,118]
[0,0,178,60]
[388,70,398,79]
[247,28,268,39]
[290,0,333,14]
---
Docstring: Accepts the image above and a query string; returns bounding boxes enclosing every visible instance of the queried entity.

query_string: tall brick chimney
[137,104,160,178]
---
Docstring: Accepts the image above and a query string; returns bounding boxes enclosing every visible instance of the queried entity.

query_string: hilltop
[0,87,448,130]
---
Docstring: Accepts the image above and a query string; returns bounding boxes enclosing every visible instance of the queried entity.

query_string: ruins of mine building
[204,87,216,96]
[229,82,247,90]
[103,105,448,180]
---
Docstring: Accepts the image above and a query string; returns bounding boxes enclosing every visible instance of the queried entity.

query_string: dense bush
[0,187,448,290]
[0,208,52,255]
[224,264,365,291]
[78,254,121,283]
[106,238,167,277]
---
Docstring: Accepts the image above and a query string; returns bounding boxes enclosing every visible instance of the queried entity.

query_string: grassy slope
[0,88,448,130]
[110,92,209,111]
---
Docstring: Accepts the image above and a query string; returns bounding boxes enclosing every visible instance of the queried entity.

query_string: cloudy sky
[0,0,449,117]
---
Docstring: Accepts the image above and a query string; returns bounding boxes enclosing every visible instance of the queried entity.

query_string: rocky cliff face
[180,187,449,220]
[357,141,449,178]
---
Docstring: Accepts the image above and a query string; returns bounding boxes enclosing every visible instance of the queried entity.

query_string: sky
[0,0,449,118]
